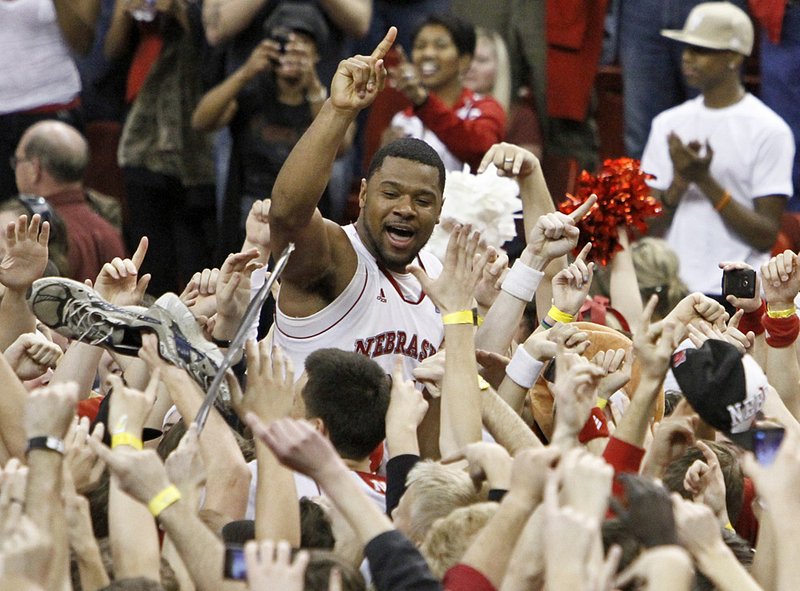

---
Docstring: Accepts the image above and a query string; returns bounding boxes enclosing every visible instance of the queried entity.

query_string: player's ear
[358,178,368,209]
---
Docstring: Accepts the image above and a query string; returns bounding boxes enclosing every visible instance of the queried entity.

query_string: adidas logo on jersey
[377,288,387,303]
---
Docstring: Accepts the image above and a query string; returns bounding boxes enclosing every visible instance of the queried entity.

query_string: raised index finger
[371,26,397,60]
[569,194,597,222]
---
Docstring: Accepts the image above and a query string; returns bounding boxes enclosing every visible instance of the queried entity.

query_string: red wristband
[578,406,610,443]
[738,300,766,336]
[763,313,800,348]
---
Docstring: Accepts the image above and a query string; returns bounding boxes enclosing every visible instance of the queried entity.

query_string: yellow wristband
[547,305,574,324]
[767,306,796,319]
[596,398,608,410]
[111,432,144,450]
[724,521,735,532]
[477,375,491,391]
[147,485,182,518]
[476,314,484,327]
[442,310,475,325]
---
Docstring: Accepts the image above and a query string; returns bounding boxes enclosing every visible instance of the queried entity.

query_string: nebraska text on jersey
[354,331,437,361]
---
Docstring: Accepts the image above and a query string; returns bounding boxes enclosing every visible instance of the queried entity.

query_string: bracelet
[724,522,735,532]
[211,337,232,348]
[715,190,732,212]
[766,305,796,319]
[505,346,545,389]
[738,300,766,336]
[595,398,608,410]
[547,305,574,324]
[26,436,65,455]
[477,375,491,391]
[501,260,544,302]
[442,310,475,325]
[540,317,554,329]
[111,432,144,450]
[763,313,800,348]
[147,485,182,518]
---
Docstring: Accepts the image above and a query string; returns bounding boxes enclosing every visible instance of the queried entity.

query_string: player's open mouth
[386,225,415,248]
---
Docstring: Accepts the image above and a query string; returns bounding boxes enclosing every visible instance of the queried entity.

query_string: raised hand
[550,353,605,439]
[244,199,272,258]
[408,224,488,316]
[442,441,513,491]
[385,358,429,437]
[523,322,590,362]
[245,540,310,591]
[477,142,541,179]
[718,261,761,312]
[245,416,345,482]
[664,292,728,328]
[526,196,596,264]
[761,249,800,308]
[633,295,684,381]
[65,416,106,494]
[641,403,698,479]
[330,27,396,113]
[93,236,150,306]
[592,348,632,401]
[232,341,295,423]
[0,214,50,291]
[87,438,172,507]
[682,441,729,525]
[241,39,278,79]
[164,423,206,505]
[473,248,508,313]
[4,331,62,381]
[24,381,78,441]
[215,249,261,324]
[182,267,220,318]
[106,371,158,442]
[551,242,594,316]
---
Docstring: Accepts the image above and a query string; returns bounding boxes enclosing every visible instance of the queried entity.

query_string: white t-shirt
[641,94,794,294]
[272,224,444,382]
[0,0,81,113]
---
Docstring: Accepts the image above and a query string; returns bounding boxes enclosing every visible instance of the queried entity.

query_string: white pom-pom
[424,164,522,261]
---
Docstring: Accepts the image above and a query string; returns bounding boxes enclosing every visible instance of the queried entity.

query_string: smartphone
[752,427,785,466]
[223,545,247,580]
[722,268,756,299]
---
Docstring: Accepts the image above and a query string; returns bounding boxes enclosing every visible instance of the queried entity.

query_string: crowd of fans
[1,1,800,591]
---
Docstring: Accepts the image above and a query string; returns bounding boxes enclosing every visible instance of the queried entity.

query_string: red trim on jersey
[275,271,369,340]
[377,256,429,305]
[354,471,387,495]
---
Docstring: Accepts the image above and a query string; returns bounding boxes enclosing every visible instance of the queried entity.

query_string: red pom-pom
[558,158,662,265]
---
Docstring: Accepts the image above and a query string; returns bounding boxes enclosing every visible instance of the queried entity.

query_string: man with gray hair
[12,120,126,282]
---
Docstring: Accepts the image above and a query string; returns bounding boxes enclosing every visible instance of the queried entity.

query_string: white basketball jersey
[273,224,444,381]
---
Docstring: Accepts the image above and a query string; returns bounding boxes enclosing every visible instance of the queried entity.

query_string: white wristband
[501,260,544,302]
[505,346,545,389]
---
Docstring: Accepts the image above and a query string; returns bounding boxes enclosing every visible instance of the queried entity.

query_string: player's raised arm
[269,28,396,289]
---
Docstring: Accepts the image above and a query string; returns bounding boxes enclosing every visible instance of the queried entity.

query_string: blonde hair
[631,237,689,318]
[420,502,498,578]
[404,461,481,544]
[474,28,511,112]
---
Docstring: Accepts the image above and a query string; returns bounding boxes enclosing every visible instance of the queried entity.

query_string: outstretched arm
[269,29,395,296]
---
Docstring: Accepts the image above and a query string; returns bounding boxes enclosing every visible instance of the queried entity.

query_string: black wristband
[26,436,65,455]
[211,338,232,348]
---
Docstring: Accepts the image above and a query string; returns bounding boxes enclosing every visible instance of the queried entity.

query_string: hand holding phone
[722,268,756,300]
[752,427,785,466]
[224,545,247,580]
